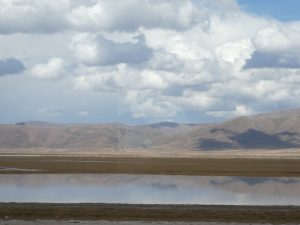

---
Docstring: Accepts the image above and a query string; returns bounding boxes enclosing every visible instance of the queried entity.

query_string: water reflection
[0,174,299,205]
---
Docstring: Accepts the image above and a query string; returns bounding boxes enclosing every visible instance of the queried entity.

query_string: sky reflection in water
[0,174,299,205]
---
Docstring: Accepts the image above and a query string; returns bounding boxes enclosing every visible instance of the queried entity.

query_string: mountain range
[1,108,300,150]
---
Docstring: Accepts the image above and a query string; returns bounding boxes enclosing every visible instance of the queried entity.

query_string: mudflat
[0,221,295,225]
[0,154,300,176]
[1,203,300,223]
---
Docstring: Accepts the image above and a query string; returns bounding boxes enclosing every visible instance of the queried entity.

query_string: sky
[238,0,300,21]
[1,0,300,124]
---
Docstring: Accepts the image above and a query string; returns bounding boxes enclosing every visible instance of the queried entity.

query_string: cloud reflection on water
[0,174,299,205]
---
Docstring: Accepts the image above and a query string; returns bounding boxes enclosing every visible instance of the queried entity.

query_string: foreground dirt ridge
[0,220,291,225]
[0,203,300,223]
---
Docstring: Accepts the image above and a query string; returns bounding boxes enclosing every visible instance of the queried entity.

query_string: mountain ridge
[1,108,300,150]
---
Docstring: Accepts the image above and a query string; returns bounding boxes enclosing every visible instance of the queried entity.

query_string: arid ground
[0,203,300,224]
[1,221,298,225]
[1,149,300,176]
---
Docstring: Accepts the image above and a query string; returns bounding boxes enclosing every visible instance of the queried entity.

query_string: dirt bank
[0,203,300,223]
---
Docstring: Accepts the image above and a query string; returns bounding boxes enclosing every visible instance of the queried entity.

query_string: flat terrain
[1,152,300,176]
[0,203,300,224]
[1,221,294,225]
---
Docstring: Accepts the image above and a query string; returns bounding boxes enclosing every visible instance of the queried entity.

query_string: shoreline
[0,203,300,223]
[1,148,300,158]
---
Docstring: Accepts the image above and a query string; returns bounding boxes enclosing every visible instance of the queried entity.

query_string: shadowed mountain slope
[1,108,300,150]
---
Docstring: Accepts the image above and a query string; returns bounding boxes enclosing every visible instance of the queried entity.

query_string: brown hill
[1,108,300,150]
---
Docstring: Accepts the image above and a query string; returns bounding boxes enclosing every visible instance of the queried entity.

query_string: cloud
[2,0,300,123]
[71,33,152,66]
[77,111,89,117]
[253,23,300,53]
[0,0,70,34]
[244,51,300,69]
[0,58,25,76]
[37,105,67,117]
[30,58,66,80]
[68,0,203,31]
[73,64,168,92]
[64,2,300,120]
[125,90,179,118]
[216,39,255,71]
[0,0,213,34]
[245,23,300,68]
[207,105,255,119]
[71,12,300,119]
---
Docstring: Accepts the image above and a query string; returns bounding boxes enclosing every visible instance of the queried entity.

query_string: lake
[0,174,299,205]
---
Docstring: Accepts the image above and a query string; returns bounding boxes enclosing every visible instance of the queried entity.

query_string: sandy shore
[1,154,300,176]
[0,203,300,224]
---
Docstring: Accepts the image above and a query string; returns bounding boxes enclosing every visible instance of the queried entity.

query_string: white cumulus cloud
[30,58,66,80]
[70,33,152,66]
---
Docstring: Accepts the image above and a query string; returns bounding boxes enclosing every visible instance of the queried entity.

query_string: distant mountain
[1,108,300,150]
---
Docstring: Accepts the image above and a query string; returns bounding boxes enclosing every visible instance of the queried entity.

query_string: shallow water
[0,174,299,205]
